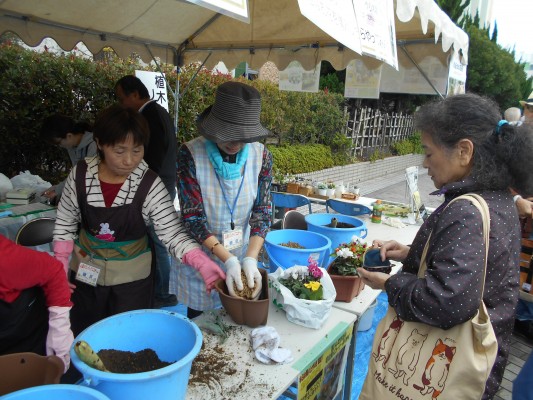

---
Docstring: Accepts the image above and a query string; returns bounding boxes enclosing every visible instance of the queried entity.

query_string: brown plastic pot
[215,268,269,328]
[0,352,64,396]
[327,265,365,302]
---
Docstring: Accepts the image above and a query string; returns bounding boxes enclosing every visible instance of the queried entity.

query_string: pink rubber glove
[53,240,73,276]
[182,248,226,293]
[46,306,74,373]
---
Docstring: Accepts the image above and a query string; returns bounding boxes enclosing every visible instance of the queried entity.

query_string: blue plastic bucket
[2,384,110,400]
[264,229,332,271]
[71,309,202,400]
[305,213,368,264]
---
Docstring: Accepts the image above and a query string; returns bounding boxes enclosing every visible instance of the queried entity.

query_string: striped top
[53,156,199,261]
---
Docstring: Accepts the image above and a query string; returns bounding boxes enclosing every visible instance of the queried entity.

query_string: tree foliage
[0,43,349,180]
[464,20,531,110]
[437,0,531,111]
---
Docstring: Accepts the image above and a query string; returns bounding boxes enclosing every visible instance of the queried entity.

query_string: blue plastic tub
[264,229,332,271]
[305,213,368,264]
[2,384,110,399]
[71,309,202,400]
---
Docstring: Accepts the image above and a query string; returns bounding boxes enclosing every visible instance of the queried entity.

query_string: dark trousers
[69,272,153,336]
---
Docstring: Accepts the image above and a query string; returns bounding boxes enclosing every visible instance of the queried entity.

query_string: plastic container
[1,384,110,400]
[71,309,202,400]
[371,199,383,223]
[0,353,63,396]
[264,229,332,271]
[357,299,378,331]
[305,213,368,264]
[216,267,269,327]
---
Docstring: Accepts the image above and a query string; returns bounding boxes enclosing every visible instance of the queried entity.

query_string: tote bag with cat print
[360,194,497,400]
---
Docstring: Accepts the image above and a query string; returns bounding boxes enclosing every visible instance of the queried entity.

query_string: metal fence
[343,106,415,158]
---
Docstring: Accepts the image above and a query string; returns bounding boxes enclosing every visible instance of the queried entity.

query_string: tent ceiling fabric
[0,0,468,70]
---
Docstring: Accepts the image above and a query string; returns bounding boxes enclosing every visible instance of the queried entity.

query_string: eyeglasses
[525,104,533,111]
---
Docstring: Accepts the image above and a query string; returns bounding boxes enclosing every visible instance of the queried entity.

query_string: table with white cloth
[0,202,56,250]
[186,301,357,400]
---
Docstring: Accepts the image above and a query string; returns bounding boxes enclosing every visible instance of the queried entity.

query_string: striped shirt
[53,156,198,261]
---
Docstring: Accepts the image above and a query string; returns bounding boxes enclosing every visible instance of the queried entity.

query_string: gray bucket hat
[197,81,270,143]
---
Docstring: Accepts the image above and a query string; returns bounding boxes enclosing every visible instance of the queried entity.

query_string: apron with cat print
[360,194,497,400]
[176,137,263,310]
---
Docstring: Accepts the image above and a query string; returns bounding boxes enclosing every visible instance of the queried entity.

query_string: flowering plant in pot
[268,257,336,329]
[278,258,324,300]
[327,236,367,302]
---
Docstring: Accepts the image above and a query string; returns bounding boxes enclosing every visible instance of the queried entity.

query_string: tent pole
[398,43,445,99]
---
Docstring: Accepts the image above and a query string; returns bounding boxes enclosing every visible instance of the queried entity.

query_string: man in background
[520,91,533,124]
[115,75,178,308]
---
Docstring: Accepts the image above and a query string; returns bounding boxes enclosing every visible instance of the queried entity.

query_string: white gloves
[242,257,262,299]
[46,306,74,373]
[251,326,293,364]
[225,256,243,297]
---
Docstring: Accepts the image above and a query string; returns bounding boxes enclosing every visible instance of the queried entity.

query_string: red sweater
[0,235,72,307]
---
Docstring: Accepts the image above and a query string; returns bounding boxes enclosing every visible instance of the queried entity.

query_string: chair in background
[325,199,372,216]
[15,217,56,248]
[271,192,313,230]
[282,210,307,230]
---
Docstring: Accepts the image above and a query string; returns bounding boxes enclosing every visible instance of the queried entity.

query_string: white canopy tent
[0,0,468,72]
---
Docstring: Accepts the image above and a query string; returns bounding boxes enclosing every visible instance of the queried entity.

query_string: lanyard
[215,162,247,230]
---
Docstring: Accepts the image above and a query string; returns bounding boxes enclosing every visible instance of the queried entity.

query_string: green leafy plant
[329,237,368,276]
[196,312,232,343]
[279,259,324,300]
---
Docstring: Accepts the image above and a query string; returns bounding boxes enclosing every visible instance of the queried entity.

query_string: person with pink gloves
[0,234,73,373]
[52,105,226,338]
[176,82,272,319]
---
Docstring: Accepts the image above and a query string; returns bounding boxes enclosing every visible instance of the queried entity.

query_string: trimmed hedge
[0,43,349,181]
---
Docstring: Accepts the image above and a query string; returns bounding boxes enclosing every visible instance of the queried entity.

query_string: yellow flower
[304,281,321,292]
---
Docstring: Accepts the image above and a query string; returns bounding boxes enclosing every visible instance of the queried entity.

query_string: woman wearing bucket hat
[519,90,533,124]
[176,81,273,317]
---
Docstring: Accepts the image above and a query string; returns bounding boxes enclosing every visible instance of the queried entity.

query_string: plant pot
[286,183,300,194]
[318,188,327,196]
[326,188,335,198]
[215,268,269,328]
[327,264,365,302]
[0,353,64,396]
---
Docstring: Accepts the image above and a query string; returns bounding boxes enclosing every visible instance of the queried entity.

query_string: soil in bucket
[322,217,355,229]
[97,349,173,373]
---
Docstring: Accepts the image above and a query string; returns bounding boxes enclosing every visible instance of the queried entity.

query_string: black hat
[197,82,270,143]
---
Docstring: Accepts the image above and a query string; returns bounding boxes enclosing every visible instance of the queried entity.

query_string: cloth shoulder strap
[419,193,490,301]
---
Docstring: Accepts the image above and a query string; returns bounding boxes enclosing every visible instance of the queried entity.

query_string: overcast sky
[490,0,533,59]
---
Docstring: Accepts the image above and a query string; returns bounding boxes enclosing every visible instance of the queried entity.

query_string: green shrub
[267,144,335,175]
[391,132,423,156]
[0,44,352,181]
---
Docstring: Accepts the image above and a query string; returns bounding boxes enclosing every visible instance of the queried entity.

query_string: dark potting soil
[323,222,355,228]
[97,349,173,373]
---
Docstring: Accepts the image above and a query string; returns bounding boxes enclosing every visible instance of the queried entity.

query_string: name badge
[522,282,532,293]
[76,262,101,287]
[223,227,243,251]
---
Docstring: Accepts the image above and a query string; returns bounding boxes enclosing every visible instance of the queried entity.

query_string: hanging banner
[379,56,448,95]
[446,50,467,96]
[279,61,321,93]
[353,0,398,70]
[298,0,362,55]
[135,70,169,112]
[344,60,382,99]
[185,0,249,23]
